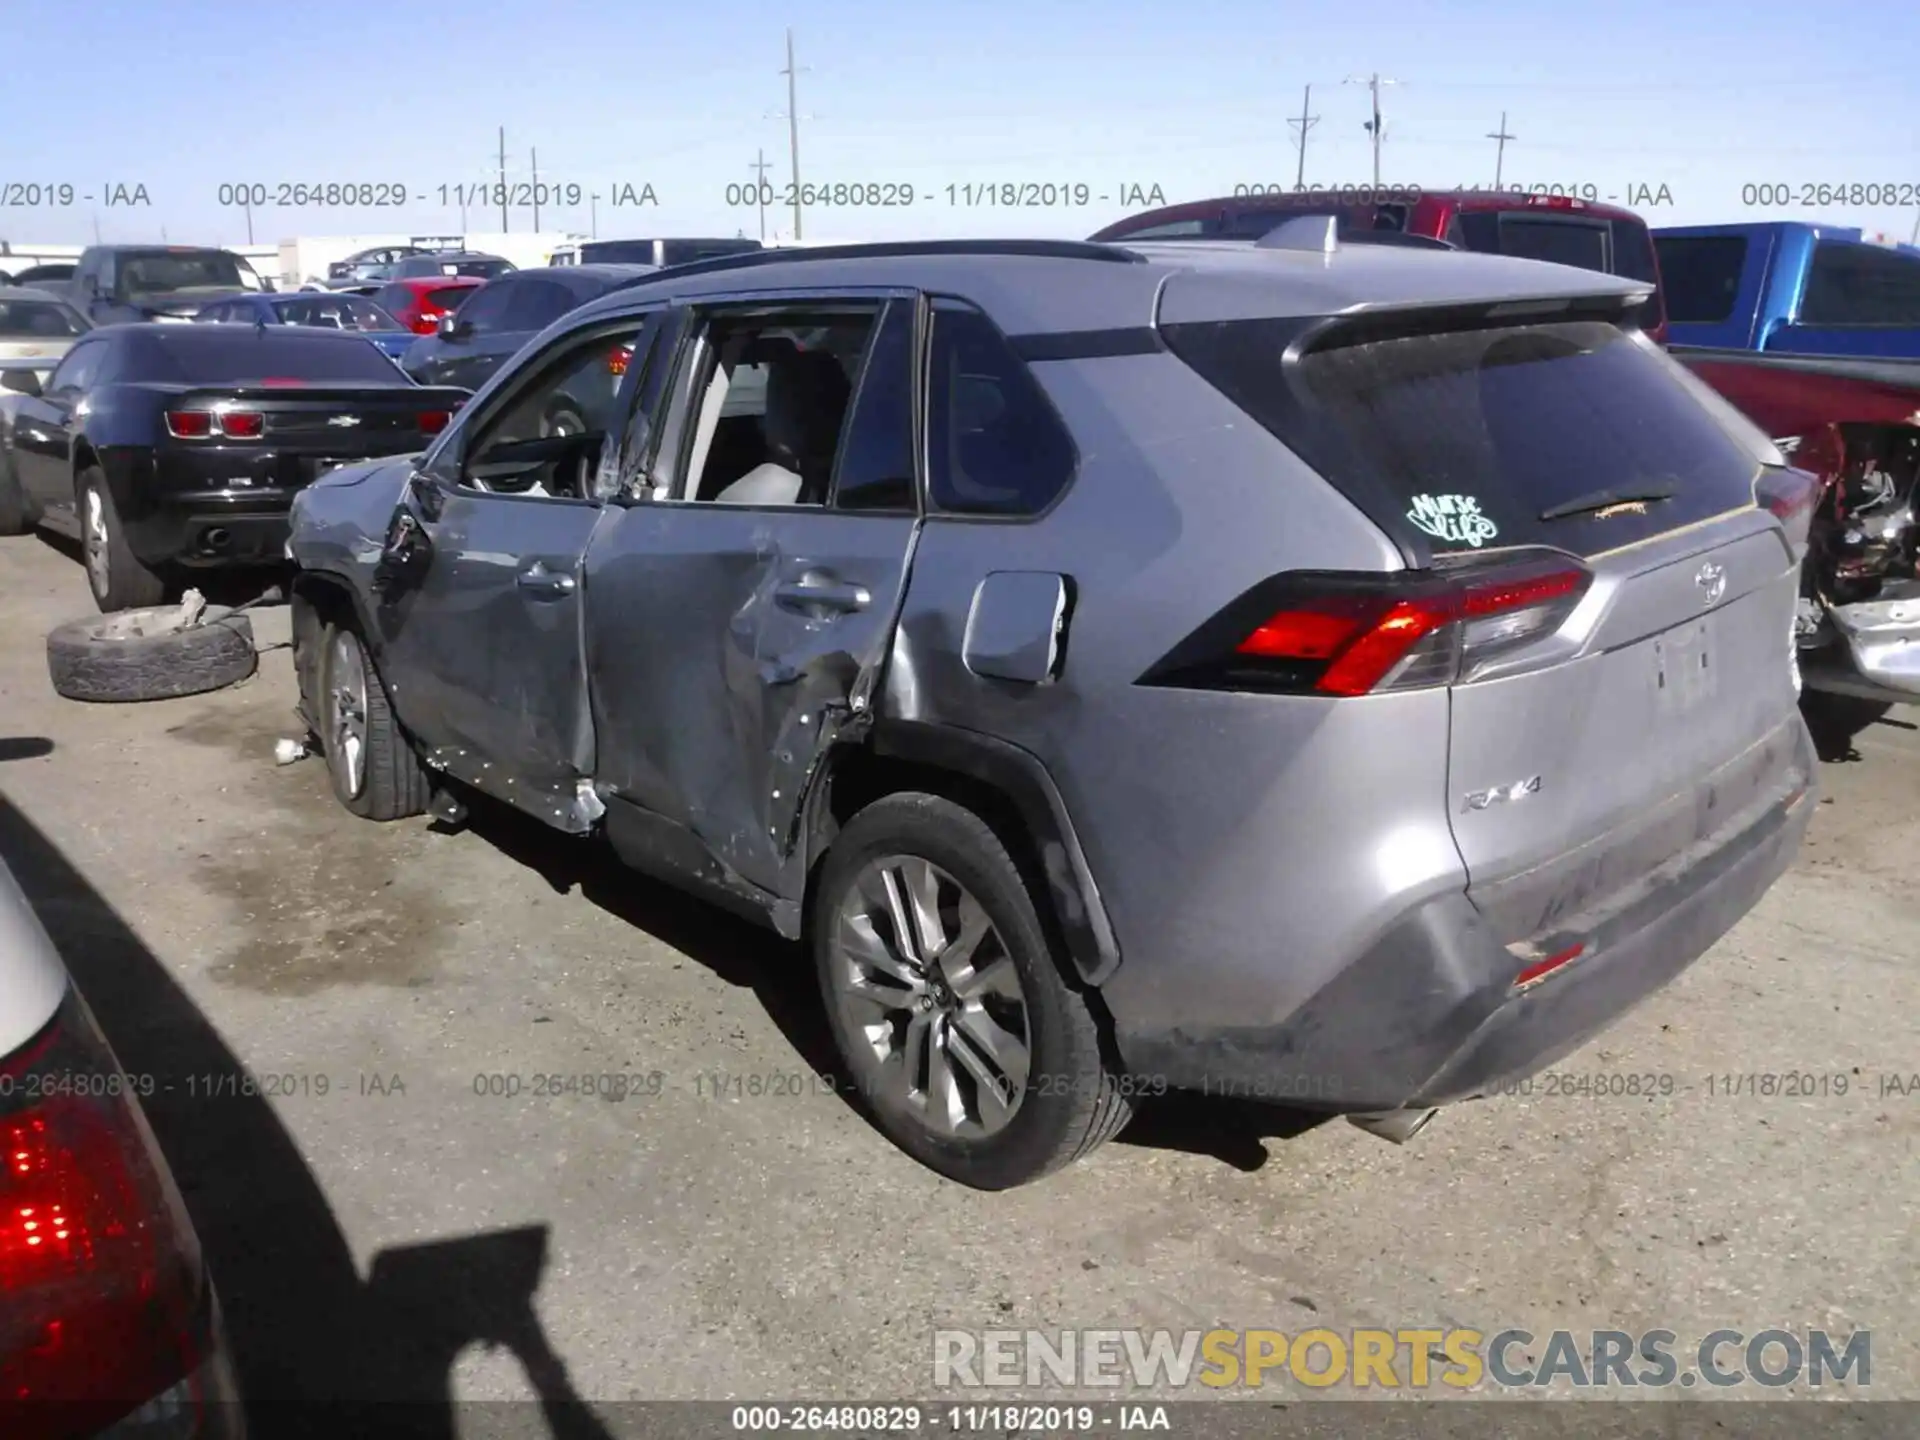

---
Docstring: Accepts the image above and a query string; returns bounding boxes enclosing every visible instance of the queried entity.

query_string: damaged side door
[370,309,668,828]
[582,291,923,913]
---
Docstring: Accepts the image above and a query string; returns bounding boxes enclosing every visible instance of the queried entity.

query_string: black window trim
[921,293,1083,526]
[639,285,915,513]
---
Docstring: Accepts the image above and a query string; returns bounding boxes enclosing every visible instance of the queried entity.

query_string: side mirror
[437,313,469,341]
[1,369,42,397]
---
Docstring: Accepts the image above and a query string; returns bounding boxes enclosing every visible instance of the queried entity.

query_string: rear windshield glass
[425,286,475,313]
[275,295,407,331]
[657,240,761,265]
[119,251,262,297]
[1459,214,1609,272]
[0,297,85,337]
[580,241,658,264]
[147,330,409,384]
[1162,317,1759,559]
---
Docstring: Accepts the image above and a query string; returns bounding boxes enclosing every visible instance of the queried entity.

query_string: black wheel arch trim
[867,718,1121,987]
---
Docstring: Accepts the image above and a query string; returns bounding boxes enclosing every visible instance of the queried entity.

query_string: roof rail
[647,238,1146,281]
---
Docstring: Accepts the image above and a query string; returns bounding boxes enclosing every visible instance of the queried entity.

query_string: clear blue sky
[6,0,1919,247]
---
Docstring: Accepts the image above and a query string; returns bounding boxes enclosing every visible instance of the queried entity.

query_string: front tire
[78,466,167,612]
[319,621,429,821]
[812,792,1133,1189]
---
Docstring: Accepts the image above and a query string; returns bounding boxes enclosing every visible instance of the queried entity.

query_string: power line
[1344,73,1400,186]
[1287,84,1320,188]
[1487,111,1516,188]
[531,147,541,232]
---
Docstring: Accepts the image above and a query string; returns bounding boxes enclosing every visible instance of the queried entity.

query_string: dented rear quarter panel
[886,347,1469,1043]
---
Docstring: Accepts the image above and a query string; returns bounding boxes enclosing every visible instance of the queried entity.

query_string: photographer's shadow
[0,793,614,1440]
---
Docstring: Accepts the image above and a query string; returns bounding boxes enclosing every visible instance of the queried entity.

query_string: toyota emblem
[1695,562,1727,607]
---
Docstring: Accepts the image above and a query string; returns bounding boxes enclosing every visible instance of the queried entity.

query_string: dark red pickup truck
[1090,187,1668,342]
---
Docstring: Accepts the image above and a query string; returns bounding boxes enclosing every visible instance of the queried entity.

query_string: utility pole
[589,192,599,239]
[1487,112,1516,189]
[1344,73,1399,186]
[750,149,773,241]
[1287,84,1320,188]
[497,126,509,233]
[530,148,541,232]
[1910,207,1919,246]
[243,193,254,244]
[781,29,805,241]
[92,213,102,243]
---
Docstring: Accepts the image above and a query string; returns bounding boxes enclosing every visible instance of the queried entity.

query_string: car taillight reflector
[1146,552,1592,697]
[1,992,207,1438]
[413,312,442,335]
[608,344,634,377]
[1758,467,1817,525]
[418,410,451,434]
[166,410,263,439]
[163,411,212,439]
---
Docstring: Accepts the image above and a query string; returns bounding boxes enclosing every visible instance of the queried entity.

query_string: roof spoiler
[1255,216,1459,253]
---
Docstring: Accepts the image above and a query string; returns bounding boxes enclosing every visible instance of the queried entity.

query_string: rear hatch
[1160,296,1807,945]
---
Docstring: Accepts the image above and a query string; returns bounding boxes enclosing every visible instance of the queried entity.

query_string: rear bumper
[123,490,296,568]
[1114,721,1816,1112]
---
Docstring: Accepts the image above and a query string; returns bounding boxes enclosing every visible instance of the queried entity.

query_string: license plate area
[1653,620,1717,715]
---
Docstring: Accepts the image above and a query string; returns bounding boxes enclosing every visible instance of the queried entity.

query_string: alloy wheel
[327,631,370,799]
[83,485,110,598]
[828,855,1033,1139]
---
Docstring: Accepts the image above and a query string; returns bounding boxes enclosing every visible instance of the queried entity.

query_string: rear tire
[318,621,429,821]
[812,792,1132,1189]
[77,466,168,612]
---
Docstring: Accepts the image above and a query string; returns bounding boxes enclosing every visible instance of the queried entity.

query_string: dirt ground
[1,530,1914,1432]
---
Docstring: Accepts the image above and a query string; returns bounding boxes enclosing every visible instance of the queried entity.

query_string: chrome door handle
[516,563,576,598]
[774,575,870,614]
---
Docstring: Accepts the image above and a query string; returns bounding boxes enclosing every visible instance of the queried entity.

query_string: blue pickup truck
[1652,222,1920,355]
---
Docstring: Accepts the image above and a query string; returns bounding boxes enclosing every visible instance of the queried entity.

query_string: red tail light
[417,410,451,435]
[163,411,213,439]
[412,311,442,335]
[1757,466,1817,526]
[1143,551,1593,697]
[607,344,634,377]
[1,991,212,1438]
[166,410,263,439]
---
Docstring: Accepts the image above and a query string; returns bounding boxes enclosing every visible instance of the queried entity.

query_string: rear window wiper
[1539,482,1678,522]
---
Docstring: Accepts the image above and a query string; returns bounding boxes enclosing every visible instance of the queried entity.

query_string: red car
[1091,188,1668,343]
[367,276,487,337]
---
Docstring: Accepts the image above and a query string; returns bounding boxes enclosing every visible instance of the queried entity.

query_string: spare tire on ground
[47,604,257,703]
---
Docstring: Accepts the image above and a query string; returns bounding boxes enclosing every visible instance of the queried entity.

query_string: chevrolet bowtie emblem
[327,415,362,428]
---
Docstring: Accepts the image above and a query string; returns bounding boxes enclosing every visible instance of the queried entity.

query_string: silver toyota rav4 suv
[286,232,1817,1189]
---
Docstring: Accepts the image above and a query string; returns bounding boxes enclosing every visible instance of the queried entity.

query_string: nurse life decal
[1407,493,1499,548]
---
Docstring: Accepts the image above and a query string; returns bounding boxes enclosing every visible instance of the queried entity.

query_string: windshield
[274,295,406,332]
[0,297,86,337]
[119,251,263,298]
